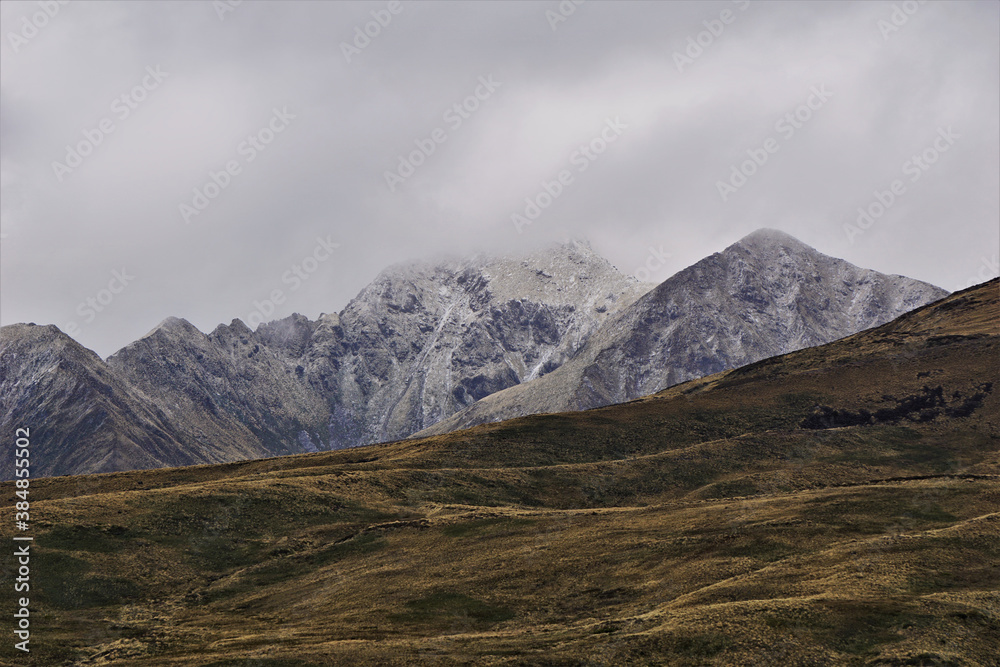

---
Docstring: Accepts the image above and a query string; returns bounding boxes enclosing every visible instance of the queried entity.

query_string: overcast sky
[2,0,997,358]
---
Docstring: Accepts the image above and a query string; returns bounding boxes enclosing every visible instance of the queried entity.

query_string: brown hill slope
[2,279,996,666]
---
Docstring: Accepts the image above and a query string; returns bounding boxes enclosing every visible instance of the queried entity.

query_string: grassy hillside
[2,279,997,666]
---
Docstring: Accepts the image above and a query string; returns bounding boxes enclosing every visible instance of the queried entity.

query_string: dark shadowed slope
[107,316,331,460]
[0,324,203,478]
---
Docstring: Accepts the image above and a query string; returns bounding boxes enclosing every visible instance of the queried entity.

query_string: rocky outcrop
[251,240,651,447]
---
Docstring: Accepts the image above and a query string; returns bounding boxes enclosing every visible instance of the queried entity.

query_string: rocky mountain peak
[0,321,206,478]
[140,316,204,344]
[1,322,95,365]
[547,237,597,258]
[300,239,652,445]
[735,227,805,247]
[723,228,821,266]
[2,322,64,345]
[256,313,318,356]
[415,231,950,438]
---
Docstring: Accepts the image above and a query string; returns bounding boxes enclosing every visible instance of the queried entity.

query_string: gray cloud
[2,0,997,357]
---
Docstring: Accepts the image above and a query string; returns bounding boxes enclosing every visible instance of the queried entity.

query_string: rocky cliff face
[252,240,651,447]
[106,316,331,460]
[415,229,950,436]
[99,240,648,460]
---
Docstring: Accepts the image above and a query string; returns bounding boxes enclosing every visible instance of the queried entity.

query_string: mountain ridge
[2,240,651,477]
[0,323,207,478]
[1,230,949,478]
[415,229,949,436]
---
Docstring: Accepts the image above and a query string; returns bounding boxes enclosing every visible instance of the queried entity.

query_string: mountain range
[0,229,948,479]
[417,228,950,436]
[5,277,995,665]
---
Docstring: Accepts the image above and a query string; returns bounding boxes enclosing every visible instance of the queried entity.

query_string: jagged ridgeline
[0,231,947,478]
[417,229,949,437]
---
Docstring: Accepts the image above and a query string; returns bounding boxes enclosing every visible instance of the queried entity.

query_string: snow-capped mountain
[260,239,651,447]
[0,231,949,478]
[414,229,949,437]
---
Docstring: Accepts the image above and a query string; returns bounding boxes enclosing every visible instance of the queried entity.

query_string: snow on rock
[415,229,949,437]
